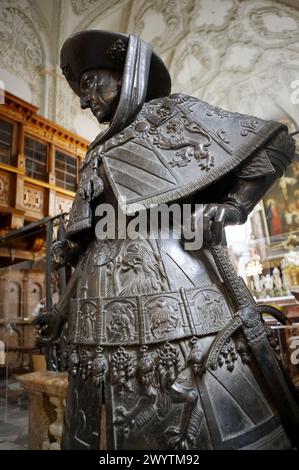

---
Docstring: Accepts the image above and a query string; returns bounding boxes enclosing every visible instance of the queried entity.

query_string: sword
[205,244,299,448]
[44,218,56,370]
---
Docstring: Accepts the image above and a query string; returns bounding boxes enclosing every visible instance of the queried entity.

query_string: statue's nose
[80,94,91,109]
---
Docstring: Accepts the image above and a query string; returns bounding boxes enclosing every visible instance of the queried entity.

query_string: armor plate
[102,94,284,214]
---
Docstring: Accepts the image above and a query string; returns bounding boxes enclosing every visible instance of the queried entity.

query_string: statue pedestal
[17,371,68,450]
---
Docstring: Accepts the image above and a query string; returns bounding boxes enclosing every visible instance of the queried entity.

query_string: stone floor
[0,379,28,450]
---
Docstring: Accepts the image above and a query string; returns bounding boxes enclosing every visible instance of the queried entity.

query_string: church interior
[0,0,299,451]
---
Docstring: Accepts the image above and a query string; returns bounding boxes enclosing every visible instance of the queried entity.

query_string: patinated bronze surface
[36,30,299,450]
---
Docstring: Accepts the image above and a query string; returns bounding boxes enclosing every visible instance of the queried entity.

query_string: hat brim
[60,30,171,101]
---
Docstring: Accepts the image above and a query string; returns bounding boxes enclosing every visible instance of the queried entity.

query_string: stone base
[17,371,68,450]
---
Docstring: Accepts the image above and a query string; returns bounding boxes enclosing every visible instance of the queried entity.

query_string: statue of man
[37,31,298,450]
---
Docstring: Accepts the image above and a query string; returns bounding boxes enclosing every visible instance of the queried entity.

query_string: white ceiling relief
[0,0,299,141]
[85,1,128,34]
[0,1,47,106]
[71,0,103,16]
[191,0,237,31]
[248,4,299,45]
[127,0,188,54]
[169,34,217,94]
[223,43,261,73]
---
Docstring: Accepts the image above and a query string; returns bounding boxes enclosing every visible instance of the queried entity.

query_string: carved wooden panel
[23,184,44,217]
[0,268,45,369]
[7,281,22,318]
[0,171,10,206]
[27,281,43,320]
[55,193,73,214]
[0,271,24,318]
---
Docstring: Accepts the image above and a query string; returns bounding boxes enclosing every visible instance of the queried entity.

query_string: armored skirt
[61,236,291,450]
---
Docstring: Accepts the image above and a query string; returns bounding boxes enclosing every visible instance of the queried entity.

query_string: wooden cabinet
[0,90,90,371]
[0,89,89,264]
[0,268,46,371]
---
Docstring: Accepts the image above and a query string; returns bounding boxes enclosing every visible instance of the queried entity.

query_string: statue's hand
[51,239,80,268]
[50,241,67,268]
[32,307,65,342]
[202,203,244,246]
[78,174,104,202]
[78,181,92,201]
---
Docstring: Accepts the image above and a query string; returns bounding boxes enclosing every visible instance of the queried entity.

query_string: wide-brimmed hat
[60,30,171,101]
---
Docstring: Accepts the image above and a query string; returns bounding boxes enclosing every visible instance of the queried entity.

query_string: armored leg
[61,374,103,450]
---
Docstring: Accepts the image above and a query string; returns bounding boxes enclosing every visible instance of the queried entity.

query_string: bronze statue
[36,30,299,450]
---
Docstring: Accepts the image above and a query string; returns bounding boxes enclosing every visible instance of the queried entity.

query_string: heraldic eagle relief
[35,30,299,450]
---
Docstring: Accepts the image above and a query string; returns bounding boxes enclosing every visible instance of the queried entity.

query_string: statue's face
[80,69,121,123]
